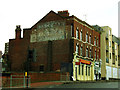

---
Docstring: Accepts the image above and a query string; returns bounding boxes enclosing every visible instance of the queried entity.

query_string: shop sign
[75,62,80,65]
[79,59,91,65]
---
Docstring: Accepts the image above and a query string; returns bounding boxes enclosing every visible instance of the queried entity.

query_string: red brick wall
[2,72,69,87]
[72,19,100,61]
[30,39,71,72]
[9,29,31,71]
[9,11,73,72]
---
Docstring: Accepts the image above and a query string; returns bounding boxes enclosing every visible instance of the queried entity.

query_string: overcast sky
[0,0,119,53]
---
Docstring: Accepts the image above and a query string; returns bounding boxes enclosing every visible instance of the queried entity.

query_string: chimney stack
[58,10,69,17]
[15,25,21,39]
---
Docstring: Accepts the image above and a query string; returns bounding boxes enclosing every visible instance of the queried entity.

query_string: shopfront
[73,57,94,81]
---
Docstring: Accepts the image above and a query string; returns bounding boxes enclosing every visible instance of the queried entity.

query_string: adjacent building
[93,25,120,80]
[2,42,9,72]
[4,42,9,54]
[8,10,101,81]
[0,51,2,60]
[0,50,2,72]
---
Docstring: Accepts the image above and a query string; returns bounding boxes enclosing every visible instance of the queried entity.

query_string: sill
[39,71,44,73]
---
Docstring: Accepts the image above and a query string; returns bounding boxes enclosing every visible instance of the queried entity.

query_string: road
[2,81,120,90]
[39,81,120,89]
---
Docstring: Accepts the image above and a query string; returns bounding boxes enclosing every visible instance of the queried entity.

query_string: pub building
[8,10,100,81]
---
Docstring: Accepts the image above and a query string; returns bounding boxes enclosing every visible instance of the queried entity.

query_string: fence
[60,73,70,81]
[2,75,31,88]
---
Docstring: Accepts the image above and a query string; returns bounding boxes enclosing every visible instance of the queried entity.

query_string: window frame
[86,47,88,57]
[76,27,79,39]
[89,35,91,43]
[82,64,84,75]
[94,37,96,46]
[80,29,82,40]
[79,65,80,75]
[86,66,87,75]
[76,44,79,54]
[88,67,90,76]
[80,46,83,56]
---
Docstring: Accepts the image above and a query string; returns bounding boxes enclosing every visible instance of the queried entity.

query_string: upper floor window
[95,49,96,59]
[97,37,99,47]
[116,56,117,61]
[89,35,91,43]
[76,28,79,39]
[71,24,73,37]
[110,53,111,59]
[80,45,83,56]
[109,30,111,35]
[80,29,82,40]
[115,44,117,49]
[86,47,88,57]
[89,48,92,58]
[97,50,99,59]
[76,44,79,54]
[94,37,96,46]
[109,41,111,47]
[86,33,88,42]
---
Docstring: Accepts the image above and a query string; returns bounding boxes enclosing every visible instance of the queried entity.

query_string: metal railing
[60,74,70,81]
[2,75,31,88]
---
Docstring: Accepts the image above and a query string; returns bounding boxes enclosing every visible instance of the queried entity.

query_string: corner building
[9,10,100,81]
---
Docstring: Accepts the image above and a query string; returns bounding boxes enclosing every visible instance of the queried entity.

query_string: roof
[70,15,94,29]
[30,10,95,30]
[30,10,65,29]
[92,25,104,32]
[112,35,120,44]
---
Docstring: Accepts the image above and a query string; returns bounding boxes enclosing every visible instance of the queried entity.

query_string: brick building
[0,50,2,59]
[8,10,100,81]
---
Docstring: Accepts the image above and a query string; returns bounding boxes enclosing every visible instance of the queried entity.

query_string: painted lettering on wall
[30,21,65,42]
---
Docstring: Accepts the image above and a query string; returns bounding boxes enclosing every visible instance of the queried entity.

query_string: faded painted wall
[30,21,65,42]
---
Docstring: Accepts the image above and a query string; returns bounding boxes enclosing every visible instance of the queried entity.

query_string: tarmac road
[40,81,120,89]
[2,81,120,90]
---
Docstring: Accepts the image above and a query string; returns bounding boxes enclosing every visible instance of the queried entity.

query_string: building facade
[98,26,120,80]
[8,10,101,81]
[0,51,2,60]
[72,21,101,81]
[2,42,9,72]
[4,42,9,54]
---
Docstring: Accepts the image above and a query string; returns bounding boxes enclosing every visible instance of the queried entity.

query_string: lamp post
[26,47,30,88]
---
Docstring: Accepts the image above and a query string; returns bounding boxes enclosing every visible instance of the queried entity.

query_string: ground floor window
[88,67,90,76]
[82,64,84,75]
[40,65,44,72]
[79,65,80,75]
[86,66,87,75]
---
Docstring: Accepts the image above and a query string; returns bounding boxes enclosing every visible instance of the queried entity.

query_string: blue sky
[0,0,119,53]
